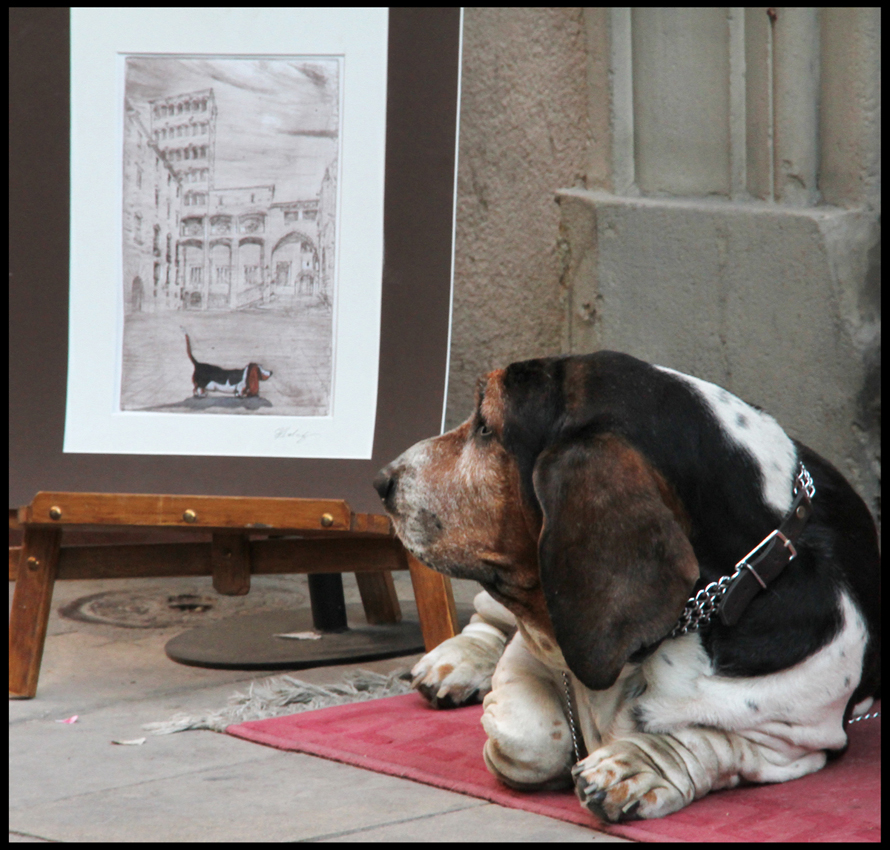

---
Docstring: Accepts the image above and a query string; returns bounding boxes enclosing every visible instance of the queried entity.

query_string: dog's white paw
[411,624,507,708]
[573,738,691,822]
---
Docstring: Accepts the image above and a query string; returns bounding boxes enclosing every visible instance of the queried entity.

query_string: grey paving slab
[316,802,630,843]
[11,744,489,843]
[10,574,626,842]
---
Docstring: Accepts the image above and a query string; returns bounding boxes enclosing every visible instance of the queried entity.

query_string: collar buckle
[671,462,814,637]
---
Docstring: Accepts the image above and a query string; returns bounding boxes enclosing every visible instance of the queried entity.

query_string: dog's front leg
[573,727,829,821]
[481,632,574,791]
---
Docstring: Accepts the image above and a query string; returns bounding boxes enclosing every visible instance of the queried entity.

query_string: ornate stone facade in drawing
[120,57,340,416]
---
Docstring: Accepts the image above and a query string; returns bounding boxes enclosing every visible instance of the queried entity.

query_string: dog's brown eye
[478,424,493,438]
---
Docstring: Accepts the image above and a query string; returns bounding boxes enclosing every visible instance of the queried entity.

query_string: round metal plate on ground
[164,603,474,670]
[60,590,221,628]
[58,584,308,629]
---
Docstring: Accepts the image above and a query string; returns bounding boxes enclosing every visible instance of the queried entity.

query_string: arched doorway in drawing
[236,238,265,308]
[179,239,205,309]
[208,240,233,308]
[130,276,144,312]
[271,231,318,301]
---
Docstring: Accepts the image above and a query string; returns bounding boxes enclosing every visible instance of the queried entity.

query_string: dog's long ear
[533,434,698,691]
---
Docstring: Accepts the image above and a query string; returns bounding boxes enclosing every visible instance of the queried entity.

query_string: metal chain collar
[670,463,815,639]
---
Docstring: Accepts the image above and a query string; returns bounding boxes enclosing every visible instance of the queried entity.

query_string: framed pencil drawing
[67,8,388,459]
[10,8,461,511]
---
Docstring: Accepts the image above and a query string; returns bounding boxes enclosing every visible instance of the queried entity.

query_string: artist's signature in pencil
[273,428,317,443]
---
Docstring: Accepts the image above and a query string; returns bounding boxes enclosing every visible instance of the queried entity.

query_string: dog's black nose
[373,468,396,507]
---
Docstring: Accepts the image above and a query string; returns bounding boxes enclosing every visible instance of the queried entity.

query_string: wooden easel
[9,491,459,698]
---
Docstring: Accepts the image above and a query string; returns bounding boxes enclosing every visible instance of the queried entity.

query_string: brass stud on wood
[26,556,40,570]
[320,513,334,528]
[49,506,62,520]
[182,509,198,523]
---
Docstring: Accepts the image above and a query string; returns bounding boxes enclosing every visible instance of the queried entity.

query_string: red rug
[227,694,880,842]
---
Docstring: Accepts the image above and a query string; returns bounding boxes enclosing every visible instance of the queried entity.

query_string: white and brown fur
[185,334,272,398]
[374,351,880,822]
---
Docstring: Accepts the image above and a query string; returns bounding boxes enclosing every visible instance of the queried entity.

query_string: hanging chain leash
[562,672,585,763]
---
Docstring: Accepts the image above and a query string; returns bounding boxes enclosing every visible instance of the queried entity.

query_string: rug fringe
[144,668,414,735]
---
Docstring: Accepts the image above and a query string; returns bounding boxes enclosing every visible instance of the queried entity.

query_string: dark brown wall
[9,8,460,513]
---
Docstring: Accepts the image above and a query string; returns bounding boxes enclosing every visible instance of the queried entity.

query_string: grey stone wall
[446,7,880,522]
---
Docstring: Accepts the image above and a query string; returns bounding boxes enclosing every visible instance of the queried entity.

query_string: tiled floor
[9,572,628,842]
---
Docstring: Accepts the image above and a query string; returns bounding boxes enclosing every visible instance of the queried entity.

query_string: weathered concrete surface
[443,8,880,524]
[557,189,880,519]
[445,8,591,428]
[10,573,624,842]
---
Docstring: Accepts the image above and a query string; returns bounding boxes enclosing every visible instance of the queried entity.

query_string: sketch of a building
[122,100,181,312]
[120,57,340,418]
[152,88,217,206]
[123,85,337,315]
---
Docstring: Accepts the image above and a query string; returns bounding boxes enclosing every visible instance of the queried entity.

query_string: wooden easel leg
[211,532,250,595]
[355,571,402,624]
[9,528,61,699]
[405,551,459,651]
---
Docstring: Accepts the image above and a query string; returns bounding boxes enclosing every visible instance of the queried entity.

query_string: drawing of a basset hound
[374,351,880,821]
[185,334,272,398]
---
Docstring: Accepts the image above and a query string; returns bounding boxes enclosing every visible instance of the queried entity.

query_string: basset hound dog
[185,334,272,398]
[374,351,880,821]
